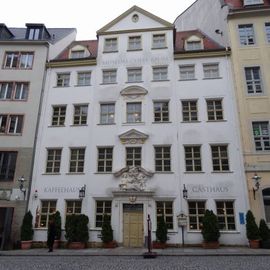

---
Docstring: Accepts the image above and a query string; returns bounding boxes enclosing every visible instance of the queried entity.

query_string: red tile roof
[174,29,224,53]
[55,40,98,60]
[224,0,270,9]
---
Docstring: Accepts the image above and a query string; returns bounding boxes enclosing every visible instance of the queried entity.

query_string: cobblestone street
[1,256,270,270]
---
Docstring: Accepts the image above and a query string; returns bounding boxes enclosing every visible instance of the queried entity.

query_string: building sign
[188,184,230,195]
[177,213,188,227]
[43,186,80,193]
[0,189,11,200]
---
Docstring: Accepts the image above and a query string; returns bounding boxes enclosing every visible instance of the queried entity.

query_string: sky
[2,0,196,40]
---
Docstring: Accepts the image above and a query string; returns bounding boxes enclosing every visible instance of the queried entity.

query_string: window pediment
[119,129,148,144]
[120,86,148,99]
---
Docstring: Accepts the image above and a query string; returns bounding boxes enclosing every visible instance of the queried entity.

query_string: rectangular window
[69,148,85,173]
[179,65,195,80]
[77,72,91,86]
[188,201,205,230]
[128,36,141,50]
[73,104,88,125]
[0,82,29,101]
[216,201,236,231]
[245,67,262,94]
[0,152,17,181]
[28,28,40,40]
[39,200,57,228]
[206,99,223,121]
[211,145,230,171]
[156,201,173,230]
[51,106,66,126]
[184,146,202,172]
[203,63,219,79]
[66,201,82,216]
[100,103,115,124]
[154,101,169,122]
[95,201,112,227]
[152,34,166,49]
[127,102,141,123]
[238,24,255,45]
[153,66,168,81]
[102,69,117,84]
[266,23,270,43]
[46,149,62,173]
[97,147,113,172]
[104,38,117,52]
[126,147,141,167]
[244,0,264,6]
[252,122,270,151]
[186,41,202,51]
[155,146,171,172]
[182,100,198,122]
[127,68,142,83]
[3,51,34,69]
[56,73,70,87]
[71,50,85,59]
[0,114,23,134]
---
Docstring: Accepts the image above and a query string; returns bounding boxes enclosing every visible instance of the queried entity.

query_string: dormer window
[25,24,50,40]
[70,50,85,59]
[185,35,203,51]
[244,0,264,6]
[28,28,40,40]
[0,24,14,40]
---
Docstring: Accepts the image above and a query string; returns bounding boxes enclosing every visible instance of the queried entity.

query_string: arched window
[263,188,270,222]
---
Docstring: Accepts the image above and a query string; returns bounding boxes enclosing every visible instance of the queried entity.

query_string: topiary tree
[53,211,62,240]
[259,219,270,241]
[101,214,113,243]
[20,211,34,241]
[246,210,260,240]
[201,210,220,242]
[156,216,168,244]
[65,214,89,243]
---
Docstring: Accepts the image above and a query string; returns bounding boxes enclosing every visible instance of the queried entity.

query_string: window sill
[206,120,227,123]
[125,81,143,84]
[179,79,197,81]
[203,77,222,80]
[220,230,240,234]
[0,133,22,136]
[70,124,88,127]
[211,171,234,174]
[94,172,113,174]
[151,79,170,82]
[48,125,66,128]
[97,123,116,126]
[152,121,172,124]
[122,122,145,126]
[127,48,142,52]
[54,86,70,88]
[184,171,205,174]
[74,84,91,87]
[181,121,201,123]
[65,172,85,175]
[246,94,267,98]
[103,50,118,53]
[42,173,61,175]
[151,47,168,50]
[155,171,174,174]
[100,82,117,85]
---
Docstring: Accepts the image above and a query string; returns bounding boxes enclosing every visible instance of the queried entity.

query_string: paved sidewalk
[1,246,270,256]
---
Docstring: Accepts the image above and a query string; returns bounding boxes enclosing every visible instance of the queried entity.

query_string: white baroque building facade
[28,6,249,247]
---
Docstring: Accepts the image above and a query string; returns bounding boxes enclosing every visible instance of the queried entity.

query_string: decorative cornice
[119,129,149,144]
[46,59,96,68]
[174,49,231,59]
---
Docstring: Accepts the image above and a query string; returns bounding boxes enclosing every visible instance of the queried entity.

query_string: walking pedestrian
[47,218,56,252]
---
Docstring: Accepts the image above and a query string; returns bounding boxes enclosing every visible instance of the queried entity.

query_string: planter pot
[21,240,32,249]
[249,239,260,249]
[261,240,270,249]
[53,240,61,249]
[202,241,220,249]
[152,241,167,249]
[103,241,117,248]
[68,242,85,249]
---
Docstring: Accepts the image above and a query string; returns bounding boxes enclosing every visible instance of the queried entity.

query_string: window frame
[186,41,202,51]
[238,24,255,46]
[127,67,142,83]
[77,71,91,86]
[0,151,17,181]
[265,23,270,43]
[154,146,171,172]
[252,121,270,151]
[3,51,34,69]
[203,63,220,79]
[69,147,85,173]
[97,147,113,172]
[184,145,202,172]
[181,100,198,122]
[0,81,29,101]
[152,66,168,81]
[73,104,88,125]
[56,73,70,87]
[188,201,205,231]
[39,200,57,228]
[51,105,66,126]
[0,114,24,135]
[244,66,263,95]
[126,102,142,123]
[156,201,173,230]
[100,103,115,124]
[65,200,82,216]
[216,200,236,231]
[128,36,142,51]
[153,101,169,122]
[102,69,117,84]
[126,147,142,167]
[45,148,62,174]
[152,33,166,49]
[95,200,112,228]
[104,37,118,52]
[179,65,195,80]
[211,144,230,172]
[206,99,224,121]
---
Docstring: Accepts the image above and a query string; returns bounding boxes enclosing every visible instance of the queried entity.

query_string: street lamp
[252,173,261,200]
[18,176,26,200]
[183,184,188,200]
[79,185,86,199]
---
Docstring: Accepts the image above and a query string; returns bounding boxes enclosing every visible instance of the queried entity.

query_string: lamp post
[79,185,86,199]
[252,173,261,200]
[18,176,27,200]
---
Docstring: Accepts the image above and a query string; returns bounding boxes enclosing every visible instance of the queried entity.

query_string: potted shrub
[201,209,220,248]
[65,214,89,249]
[101,214,116,248]
[259,219,270,249]
[51,211,62,248]
[20,211,34,249]
[153,216,168,249]
[246,210,260,248]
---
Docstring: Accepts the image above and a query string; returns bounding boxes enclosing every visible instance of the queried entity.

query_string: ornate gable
[119,129,149,144]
